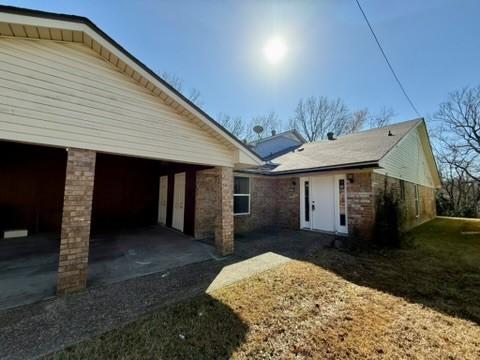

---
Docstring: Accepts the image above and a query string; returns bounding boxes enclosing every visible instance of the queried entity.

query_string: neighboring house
[0,6,441,298]
[248,129,306,160]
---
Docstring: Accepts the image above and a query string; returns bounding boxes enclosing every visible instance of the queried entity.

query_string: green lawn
[49,218,480,359]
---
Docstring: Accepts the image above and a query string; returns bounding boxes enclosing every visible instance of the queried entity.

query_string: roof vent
[388,130,393,136]
[327,132,335,141]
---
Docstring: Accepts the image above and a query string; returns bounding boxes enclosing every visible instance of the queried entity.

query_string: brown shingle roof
[269,118,423,173]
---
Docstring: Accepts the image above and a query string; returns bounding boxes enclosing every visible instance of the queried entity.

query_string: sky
[2,0,479,129]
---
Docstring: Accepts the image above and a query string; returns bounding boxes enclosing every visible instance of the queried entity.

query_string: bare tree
[347,109,369,134]
[217,113,245,139]
[434,86,480,182]
[160,72,204,107]
[436,159,480,217]
[369,106,396,128]
[248,111,282,140]
[289,96,357,141]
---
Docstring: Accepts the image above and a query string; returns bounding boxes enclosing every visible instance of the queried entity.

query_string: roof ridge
[377,118,424,162]
[301,117,423,146]
[249,129,305,145]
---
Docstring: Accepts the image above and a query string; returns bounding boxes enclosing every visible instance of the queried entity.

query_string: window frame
[399,180,405,201]
[414,184,420,218]
[234,176,251,216]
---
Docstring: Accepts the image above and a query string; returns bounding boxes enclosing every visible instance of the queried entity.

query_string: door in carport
[172,172,186,231]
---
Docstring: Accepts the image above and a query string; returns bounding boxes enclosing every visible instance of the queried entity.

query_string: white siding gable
[0,37,236,166]
[376,123,439,188]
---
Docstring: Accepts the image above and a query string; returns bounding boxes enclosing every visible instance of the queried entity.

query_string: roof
[0,5,262,166]
[248,129,307,161]
[268,119,424,174]
[248,129,306,147]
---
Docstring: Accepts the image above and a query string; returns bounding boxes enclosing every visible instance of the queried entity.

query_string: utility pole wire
[354,0,422,117]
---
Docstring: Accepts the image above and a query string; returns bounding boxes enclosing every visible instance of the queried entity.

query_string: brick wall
[346,172,375,239]
[275,177,300,230]
[215,166,234,256]
[194,168,219,239]
[372,172,436,231]
[195,174,300,237]
[57,148,96,295]
[194,167,234,255]
[234,176,299,234]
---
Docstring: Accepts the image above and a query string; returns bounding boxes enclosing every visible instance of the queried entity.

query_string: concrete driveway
[0,226,216,311]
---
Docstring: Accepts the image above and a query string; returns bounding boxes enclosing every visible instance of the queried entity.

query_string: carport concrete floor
[0,225,216,311]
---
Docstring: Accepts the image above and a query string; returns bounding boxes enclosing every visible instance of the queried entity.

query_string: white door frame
[300,177,311,229]
[300,174,348,234]
[172,172,186,232]
[158,175,168,225]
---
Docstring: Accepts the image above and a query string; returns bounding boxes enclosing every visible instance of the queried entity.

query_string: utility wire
[354,0,422,117]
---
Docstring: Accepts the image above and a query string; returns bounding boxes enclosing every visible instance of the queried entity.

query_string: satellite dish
[253,125,264,135]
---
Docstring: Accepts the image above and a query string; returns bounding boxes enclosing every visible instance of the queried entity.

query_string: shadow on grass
[310,218,480,325]
[51,294,247,360]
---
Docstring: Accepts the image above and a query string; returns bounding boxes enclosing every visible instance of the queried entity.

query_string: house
[248,129,306,160]
[0,6,440,303]
[231,119,441,237]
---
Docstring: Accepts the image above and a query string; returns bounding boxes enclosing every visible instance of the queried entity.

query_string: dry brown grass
[51,218,480,359]
[52,259,480,360]
[215,261,480,360]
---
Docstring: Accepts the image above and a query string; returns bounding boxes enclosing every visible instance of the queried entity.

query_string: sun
[263,36,287,65]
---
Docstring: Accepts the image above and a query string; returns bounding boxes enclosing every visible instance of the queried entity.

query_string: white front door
[158,175,168,225]
[172,172,186,231]
[300,174,348,234]
[311,175,335,232]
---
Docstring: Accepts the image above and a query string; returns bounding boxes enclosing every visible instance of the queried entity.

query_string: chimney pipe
[327,132,335,140]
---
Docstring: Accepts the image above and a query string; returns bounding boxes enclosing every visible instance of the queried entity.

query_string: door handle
[312,204,315,211]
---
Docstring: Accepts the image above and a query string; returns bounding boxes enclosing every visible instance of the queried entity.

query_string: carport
[0,7,262,311]
[0,143,222,310]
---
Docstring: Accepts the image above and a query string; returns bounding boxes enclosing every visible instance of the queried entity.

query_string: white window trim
[234,176,251,216]
[415,184,420,218]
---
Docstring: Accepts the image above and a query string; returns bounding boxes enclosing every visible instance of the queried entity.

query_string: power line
[354,0,422,117]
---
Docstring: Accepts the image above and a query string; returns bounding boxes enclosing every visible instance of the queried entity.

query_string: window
[338,179,346,226]
[399,180,405,201]
[234,176,250,215]
[414,184,420,218]
[304,181,310,222]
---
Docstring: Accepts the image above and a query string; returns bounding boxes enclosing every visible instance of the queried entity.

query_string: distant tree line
[219,98,395,142]
[433,85,480,217]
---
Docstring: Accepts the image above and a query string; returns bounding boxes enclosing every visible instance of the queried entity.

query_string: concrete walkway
[0,229,332,360]
[206,252,292,293]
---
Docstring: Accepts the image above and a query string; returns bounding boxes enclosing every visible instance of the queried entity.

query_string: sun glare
[263,36,287,65]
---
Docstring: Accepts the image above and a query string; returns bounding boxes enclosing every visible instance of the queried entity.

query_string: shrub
[372,189,404,248]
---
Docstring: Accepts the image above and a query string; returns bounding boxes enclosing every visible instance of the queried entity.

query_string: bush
[343,226,371,252]
[372,190,404,248]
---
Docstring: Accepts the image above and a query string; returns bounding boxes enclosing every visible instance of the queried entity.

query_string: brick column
[215,166,234,256]
[57,148,96,295]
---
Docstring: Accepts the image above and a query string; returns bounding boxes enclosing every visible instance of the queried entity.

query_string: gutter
[236,160,380,177]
